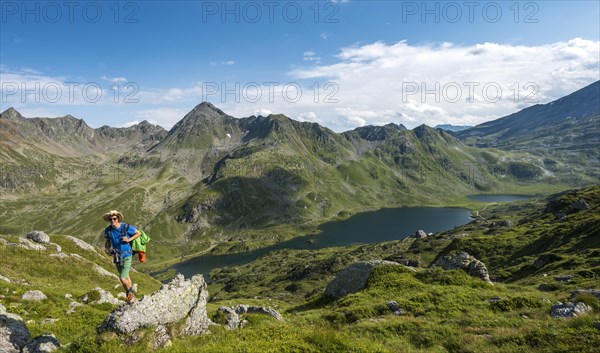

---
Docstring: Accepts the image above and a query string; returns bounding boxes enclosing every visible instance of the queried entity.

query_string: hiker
[103,210,140,303]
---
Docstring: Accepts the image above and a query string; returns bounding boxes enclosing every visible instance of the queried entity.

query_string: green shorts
[116,256,132,279]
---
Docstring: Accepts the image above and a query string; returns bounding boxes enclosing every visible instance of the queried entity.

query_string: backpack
[104,223,150,263]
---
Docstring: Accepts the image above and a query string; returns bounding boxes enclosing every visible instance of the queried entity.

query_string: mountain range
[0,81,598,258]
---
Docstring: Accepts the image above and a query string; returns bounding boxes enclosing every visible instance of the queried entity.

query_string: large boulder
[101,273,210,335]
[432,251,493,284]
[26,231,50,244]
[324,260,411,298]
[0,303,30,353]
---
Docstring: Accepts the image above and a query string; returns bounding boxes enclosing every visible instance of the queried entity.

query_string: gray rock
[153,325,171,349]
[65,235,98,254]
[81,287,120,305]
[234,305,284,321]
[18,238,46,251]
[432,251,493,284]
[0,306,30,353]
[571,199,589,211]
[182,282,211,335]
[101,273,210,335]
[0,275,12,283]
[94,265,118,279]
[570,289,600,300]
[22,334,61,353]
[26,231,50,244]
[41,318,59,325]
[217,306,242,330]
[415,230,428,239]
[386,301,406,315]
[551,301,592,318]
[22,290,47,301]
[555,212,567,222]
[325,260,411,298]
[594,322,600,330]
[66,302,82,315]
[216,304,283,330]
[554,275,575,282]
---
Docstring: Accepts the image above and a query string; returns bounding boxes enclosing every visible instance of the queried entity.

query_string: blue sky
[1,0,599,131]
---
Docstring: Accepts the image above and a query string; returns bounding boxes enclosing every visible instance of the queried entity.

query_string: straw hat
[103,210,124,222]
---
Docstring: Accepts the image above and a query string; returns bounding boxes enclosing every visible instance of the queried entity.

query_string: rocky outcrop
[415,230,428,239]
[1,303,30,353]
[22,334,61,353]
[22,290,47,301]
[551,302,593,318]
[94,265,118,279]
[65,236,99,255]
[236,305,283,321]
[554,275,575,282]
[101,274,211,336]
[570,289,600,300]
[432,251,493,284]
[216,305,283,330]
[0,237,48,251]
[325,260,414,298]
[26,231,50,244]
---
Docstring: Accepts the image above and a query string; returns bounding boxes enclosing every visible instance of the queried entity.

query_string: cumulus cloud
[289,38,599,129]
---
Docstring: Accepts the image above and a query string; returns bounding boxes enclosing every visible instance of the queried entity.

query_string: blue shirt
[104,223,137,258]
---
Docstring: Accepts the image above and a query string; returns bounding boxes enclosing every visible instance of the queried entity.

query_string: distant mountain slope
[455,81,600,180]
[0,107,166,156]
[434,124,472,132]
[456,80,600,146]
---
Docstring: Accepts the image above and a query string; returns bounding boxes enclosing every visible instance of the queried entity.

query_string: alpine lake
[161,195,532,280]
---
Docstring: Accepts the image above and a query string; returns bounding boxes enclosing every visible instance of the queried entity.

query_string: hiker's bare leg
[120,277,132,292]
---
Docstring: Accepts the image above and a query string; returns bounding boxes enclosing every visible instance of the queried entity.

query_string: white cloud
[296,111,321,123]
[122,120,140,128]
[288,38,599,130]
[253,108,272,117]
[209,60,236,66]
[133,108,189,129]
[101,75,128,83]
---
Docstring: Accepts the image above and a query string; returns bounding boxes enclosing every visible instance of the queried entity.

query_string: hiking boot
[126,292,136,303]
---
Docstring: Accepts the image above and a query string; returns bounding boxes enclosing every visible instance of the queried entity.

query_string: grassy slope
[1,186,599,352]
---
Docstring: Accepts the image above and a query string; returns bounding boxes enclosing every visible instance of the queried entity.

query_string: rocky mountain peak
[0,107,24,120]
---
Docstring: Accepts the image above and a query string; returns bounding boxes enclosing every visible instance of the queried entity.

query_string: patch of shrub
[490,296,544,312]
